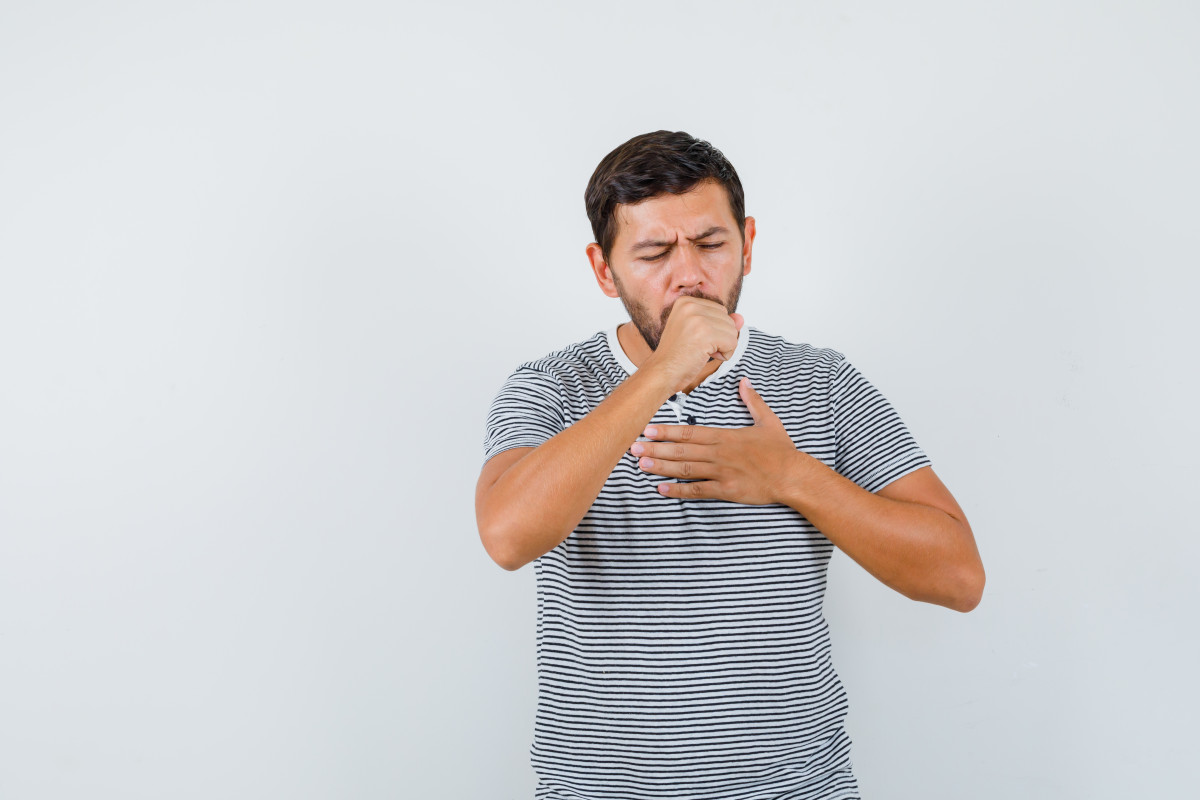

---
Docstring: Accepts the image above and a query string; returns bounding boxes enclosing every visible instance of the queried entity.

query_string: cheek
[630,266,670,293]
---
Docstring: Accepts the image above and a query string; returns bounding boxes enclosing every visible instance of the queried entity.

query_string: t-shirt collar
[606,319,750,390]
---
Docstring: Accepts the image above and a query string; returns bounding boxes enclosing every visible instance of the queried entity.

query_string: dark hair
[584,130,746,264]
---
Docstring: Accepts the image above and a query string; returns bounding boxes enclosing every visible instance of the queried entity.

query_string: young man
[475,130,984,800]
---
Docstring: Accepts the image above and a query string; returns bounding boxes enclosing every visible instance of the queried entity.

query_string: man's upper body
[474,131,984,799]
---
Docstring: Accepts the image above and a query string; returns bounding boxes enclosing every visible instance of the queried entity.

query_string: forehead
[613,179,734,244]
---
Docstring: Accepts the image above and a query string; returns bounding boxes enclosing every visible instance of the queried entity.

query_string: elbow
[486,545,523,572]
[478,520,525,572]
[952,562,986,613]
[946,517,985,613]
[495,550,525,572]
[918,558,984,613]
[477,493,519,571]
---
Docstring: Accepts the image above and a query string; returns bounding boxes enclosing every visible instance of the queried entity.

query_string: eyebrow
[630,225,729,253]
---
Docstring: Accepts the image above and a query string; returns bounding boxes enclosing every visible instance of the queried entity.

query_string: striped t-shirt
[482,321,931,800]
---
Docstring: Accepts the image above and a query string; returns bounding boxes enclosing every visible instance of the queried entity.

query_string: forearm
[484,366,676,570]
[779,452,982,612]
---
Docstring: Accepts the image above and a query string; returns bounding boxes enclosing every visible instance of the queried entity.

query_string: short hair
[584,130,746,264]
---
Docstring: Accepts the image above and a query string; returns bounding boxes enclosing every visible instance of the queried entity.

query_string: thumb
[738,376,767,423]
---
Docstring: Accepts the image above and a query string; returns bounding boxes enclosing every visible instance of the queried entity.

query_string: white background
[1,1,1196,798]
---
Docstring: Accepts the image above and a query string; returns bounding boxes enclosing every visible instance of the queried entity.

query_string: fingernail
[645,426,658,437]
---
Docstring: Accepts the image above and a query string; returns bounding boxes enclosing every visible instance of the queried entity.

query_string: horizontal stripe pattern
[481,324,930,799]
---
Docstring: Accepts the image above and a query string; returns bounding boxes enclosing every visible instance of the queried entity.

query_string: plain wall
[1,1,1196,797]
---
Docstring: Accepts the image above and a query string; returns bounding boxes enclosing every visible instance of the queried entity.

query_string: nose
[670,243,703,292]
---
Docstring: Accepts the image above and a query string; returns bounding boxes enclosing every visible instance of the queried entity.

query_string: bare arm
[477,299,743,571]
[624,375,985,612]
[778,457,985,612]
[475,364,676,570]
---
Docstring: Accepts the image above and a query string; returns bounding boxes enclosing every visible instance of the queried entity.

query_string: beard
[613,257,745,354]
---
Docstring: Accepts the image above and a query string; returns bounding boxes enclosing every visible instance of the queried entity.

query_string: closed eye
[644,243,724,262]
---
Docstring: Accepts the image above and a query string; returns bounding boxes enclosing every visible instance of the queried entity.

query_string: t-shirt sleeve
[830,355,932,493]
[482,366,569,465]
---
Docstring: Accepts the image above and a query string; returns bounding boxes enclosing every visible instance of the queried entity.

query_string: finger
[656,480,720,500]
[630,440,711,462]
[637,455,718,480]
[738,376,782,428]
[739,376,764,423]
[642,423,717,444]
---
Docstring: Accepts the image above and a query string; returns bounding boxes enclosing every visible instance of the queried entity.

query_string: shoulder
[505,328,612,389]
[745,326,849,377]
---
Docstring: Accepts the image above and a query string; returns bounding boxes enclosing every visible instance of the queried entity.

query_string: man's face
[595,178,754,352]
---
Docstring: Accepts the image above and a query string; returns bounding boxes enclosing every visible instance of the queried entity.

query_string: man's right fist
[644,296,743,391]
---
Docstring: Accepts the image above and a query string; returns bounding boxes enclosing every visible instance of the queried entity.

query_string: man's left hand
[630,377,803,505]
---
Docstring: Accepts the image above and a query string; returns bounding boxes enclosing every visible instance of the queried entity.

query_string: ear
[586,243,621,299]
[741,216,756,277]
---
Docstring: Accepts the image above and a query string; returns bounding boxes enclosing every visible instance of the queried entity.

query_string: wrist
[636,355,687,399]
[777,448,824,510]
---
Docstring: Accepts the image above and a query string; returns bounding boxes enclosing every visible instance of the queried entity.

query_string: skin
[476,178,986,612]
